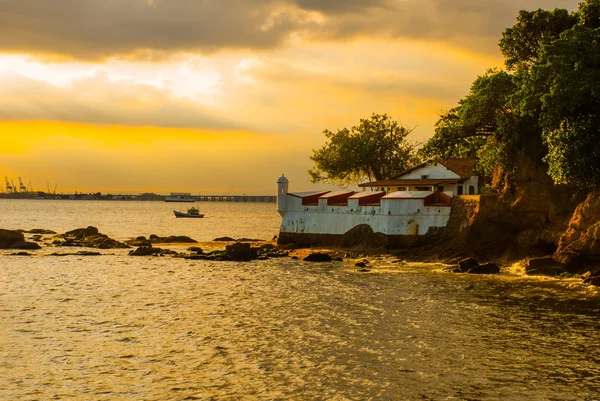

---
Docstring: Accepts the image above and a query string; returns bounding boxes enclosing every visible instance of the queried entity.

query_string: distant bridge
[196,195,276,203]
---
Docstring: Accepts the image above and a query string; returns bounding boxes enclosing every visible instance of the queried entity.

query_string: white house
[358,158,480,196]
[276,159,480,246]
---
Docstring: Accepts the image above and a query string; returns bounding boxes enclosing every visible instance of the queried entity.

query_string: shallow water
[1,200,600,400]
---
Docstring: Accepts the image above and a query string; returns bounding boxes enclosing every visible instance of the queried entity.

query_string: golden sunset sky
[0,0,580,195]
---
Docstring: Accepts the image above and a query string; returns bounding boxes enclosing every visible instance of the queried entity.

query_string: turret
[277,174,289,213]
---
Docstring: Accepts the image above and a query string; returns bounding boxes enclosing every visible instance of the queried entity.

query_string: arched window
[469,185,475,195]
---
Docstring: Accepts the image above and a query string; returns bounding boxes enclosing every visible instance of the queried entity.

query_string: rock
[468,263,500,274]
[337,224,388,250]
[0,229,25,249]
[10,241,42,250]
[129,246,176,256]
[12,251,31,256]
[458,258,479,273]
[214,237,236,242]
[126,236,153,247]
[333,257,343,262]
[259,243,277,251]
[583,272,600,286]
[225,242,252,262]
[303,252,333,262]
[188,246,203,254]
[149,235,197,244]
[357,269,371,272]
[291,256,299,260]
[524,257,566,276]
[237,238,262,242]
[50,251,102,256]
[54,227,130,249]
[355,261,367,267]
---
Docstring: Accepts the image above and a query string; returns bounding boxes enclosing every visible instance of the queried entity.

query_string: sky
[0,0,580,195]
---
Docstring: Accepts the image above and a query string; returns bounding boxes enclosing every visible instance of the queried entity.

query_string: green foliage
[576,0,600,28]
[499,8,576,71]
[419,69,519,173]
[422,1,600,188]
[529,25,600,187]
[309,114,420,186]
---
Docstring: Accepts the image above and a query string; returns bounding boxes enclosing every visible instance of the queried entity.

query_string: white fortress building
[277,159,480,247]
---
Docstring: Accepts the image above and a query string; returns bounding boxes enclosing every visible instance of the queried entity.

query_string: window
[457,186,464,195]
[415,186,431,191]
[437,186,444,192]
[469,185,475,195]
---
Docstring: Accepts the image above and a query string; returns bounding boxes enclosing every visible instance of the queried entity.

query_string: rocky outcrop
[0,229,40,250]
[148,234,197,244]
[524,257,567,276]
[129,246,177,256]
[126,236,153,247]
[554,191,600,273]
[53,226,130,249]
[178,242,288,262]
[303,252,333,262]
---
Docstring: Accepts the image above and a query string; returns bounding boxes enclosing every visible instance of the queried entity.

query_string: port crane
[5,177,13,193]
[18,177,27,193]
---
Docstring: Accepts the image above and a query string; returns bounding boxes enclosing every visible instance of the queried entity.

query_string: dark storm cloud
[0,0,300,59]
[0,0,581,59]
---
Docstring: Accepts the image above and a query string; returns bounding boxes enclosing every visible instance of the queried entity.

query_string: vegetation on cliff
[421,0,600,188]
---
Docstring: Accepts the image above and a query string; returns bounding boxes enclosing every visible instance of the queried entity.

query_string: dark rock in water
[214,237,236,242]
[10,241,42,250]
[291,256,299,260]
[50,251,102,257]
[355,261,367,267]
[524,257,566,276]
[259,243,277,251]
[333,257,343,262]
[458,258,479,273]
[12,251,32,256]
[129,246,177,257]
[54,227,130,249]
[149,235,197,244]
[0,229,25,249]
[126,236,153,247]
[303,252,333,262]
[31,234,43,241]
[468,263,500,274]
[357,268,371,272]
[188,246,203,254]
[225,242,252,262]
[583,271,600,286]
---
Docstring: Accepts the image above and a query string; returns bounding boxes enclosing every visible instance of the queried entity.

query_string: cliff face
[554,191,600,271]
[423,153,582,261]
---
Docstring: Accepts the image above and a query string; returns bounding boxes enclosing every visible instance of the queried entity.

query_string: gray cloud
[0,0,581,59]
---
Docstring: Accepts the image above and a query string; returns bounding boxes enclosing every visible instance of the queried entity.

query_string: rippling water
[1,200,600,400]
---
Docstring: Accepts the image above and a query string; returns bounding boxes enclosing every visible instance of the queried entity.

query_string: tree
[499,8,576,71]
[308,114,420,186]
[528,24,600,187]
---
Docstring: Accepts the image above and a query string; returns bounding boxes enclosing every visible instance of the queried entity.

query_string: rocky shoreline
[1,223,599,287]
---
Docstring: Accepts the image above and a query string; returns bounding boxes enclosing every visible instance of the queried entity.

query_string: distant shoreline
[0,193,276,202]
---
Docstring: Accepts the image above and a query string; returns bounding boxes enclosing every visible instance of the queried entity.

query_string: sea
[1,199,600,401]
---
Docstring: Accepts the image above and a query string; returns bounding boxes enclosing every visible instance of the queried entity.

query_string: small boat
[173,207,204,218]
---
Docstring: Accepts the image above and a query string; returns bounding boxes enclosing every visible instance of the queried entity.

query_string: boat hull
[173,211,204,218]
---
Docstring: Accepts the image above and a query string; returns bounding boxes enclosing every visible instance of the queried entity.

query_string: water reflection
[1,255,600,400]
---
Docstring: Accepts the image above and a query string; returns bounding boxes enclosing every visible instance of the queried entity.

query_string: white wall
[279,194,452,236]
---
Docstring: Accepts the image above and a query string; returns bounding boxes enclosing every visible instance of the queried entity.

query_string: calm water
[1,200,600,400]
